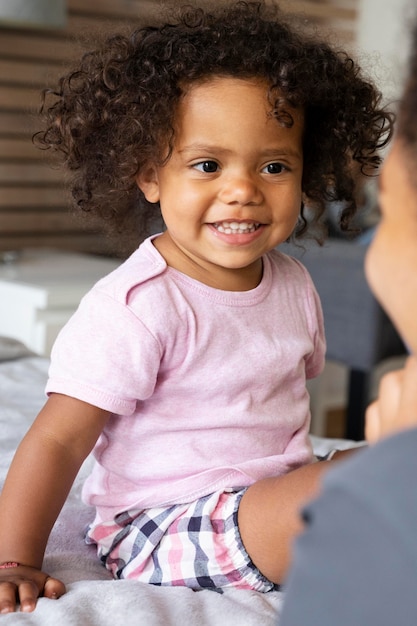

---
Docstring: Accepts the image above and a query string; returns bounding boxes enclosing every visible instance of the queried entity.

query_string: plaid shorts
[85,489,276,592]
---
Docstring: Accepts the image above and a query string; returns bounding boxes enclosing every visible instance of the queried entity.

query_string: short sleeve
[46,289,162,415]
[295,260,326,380]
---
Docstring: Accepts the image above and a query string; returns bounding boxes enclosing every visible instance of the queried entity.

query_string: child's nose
[219,173,263,205]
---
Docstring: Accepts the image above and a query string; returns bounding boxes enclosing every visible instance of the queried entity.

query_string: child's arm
[366,355,417,443]
[0,393,110,613]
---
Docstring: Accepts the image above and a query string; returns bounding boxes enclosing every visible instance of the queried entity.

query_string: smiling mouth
[212,221,262,234]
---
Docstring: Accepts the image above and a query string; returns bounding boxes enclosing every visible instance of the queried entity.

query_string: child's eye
[262,162,286,174]
[193,160,219,173]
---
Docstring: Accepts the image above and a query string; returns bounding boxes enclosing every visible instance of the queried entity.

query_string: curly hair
[34,0,394,253]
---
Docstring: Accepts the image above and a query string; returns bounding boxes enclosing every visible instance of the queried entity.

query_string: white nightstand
[0,249,121,356]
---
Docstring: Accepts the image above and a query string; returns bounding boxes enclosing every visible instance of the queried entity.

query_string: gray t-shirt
[280,428,417,625]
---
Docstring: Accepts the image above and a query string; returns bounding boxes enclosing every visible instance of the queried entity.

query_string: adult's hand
[366,355,417,443]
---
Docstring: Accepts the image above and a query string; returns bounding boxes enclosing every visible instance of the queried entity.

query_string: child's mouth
[212,221,261,234]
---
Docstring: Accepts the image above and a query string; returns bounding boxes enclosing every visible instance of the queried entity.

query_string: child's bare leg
[237,449,354,584]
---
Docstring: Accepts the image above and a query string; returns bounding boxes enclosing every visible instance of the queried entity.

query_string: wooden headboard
[0,0,358,258]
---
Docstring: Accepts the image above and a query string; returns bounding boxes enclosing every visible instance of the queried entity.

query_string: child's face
[365,139,417,354]
[137,76,304,290]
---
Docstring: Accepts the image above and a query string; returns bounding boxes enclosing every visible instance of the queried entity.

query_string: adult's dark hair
[34,1,394,254]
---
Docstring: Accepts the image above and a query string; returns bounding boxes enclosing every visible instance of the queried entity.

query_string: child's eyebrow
[260,147,303,159]
[179,144,302,159]
[178,144,230,156]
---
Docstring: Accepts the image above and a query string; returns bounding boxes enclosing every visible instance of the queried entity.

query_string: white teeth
[214,221,260,234]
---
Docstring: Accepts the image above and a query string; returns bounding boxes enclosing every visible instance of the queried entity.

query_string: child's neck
[152,234,263,292]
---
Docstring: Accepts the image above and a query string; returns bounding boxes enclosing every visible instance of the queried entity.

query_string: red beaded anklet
[0,562,20,569]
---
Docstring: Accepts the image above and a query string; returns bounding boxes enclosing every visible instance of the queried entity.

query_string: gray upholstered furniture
[280,239,406,440]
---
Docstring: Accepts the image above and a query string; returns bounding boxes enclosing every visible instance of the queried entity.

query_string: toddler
[0,1,392,613]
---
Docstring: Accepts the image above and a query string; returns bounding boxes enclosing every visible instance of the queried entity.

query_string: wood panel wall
[0,0,358,258]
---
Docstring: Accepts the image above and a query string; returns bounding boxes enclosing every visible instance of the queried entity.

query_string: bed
[0,336,356,625]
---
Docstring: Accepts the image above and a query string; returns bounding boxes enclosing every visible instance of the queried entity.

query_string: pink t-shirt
[46,236,325,521]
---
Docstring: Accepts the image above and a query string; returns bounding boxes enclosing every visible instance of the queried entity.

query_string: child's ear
[136,165,160,203]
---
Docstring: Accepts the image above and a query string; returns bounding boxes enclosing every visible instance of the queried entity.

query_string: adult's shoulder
[321,427,417,531]
[326,427,417,490]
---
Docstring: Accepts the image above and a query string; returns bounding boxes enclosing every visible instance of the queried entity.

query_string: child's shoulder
[93,236,167,304]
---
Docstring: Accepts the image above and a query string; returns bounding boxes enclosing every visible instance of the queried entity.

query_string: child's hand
[0,565,65,613]
[366,356,417,443]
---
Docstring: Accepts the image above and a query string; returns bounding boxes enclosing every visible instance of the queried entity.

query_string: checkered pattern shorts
[85,489,276,592]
